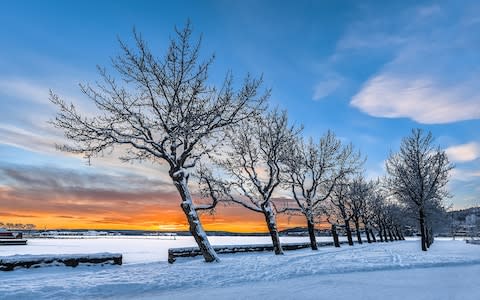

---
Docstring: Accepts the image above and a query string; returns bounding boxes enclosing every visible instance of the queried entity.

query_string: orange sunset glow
[0,163,328,232]
[0,161,322,233]
[1,201,309,232]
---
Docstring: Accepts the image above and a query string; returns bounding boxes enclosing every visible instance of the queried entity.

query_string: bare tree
[359,179,380,243]
[329,178,355,246]
[284,131,362,250]
[201,110,299,255]
[385,202,407,241]
[50,23,267,262]
[318,201,343,247]
[360,179,394,243]
[349,175,370,245]
[385,129,453,251]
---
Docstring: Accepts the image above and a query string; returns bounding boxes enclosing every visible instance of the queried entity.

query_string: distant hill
[449,206,480,221]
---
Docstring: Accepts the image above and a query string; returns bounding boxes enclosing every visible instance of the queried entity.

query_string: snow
[159,263,480,300]
[0,236,319,264]
[0,237,479,299]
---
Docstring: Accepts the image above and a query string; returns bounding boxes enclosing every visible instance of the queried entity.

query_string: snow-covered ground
[1,237,479,299]
[0,236,332,264]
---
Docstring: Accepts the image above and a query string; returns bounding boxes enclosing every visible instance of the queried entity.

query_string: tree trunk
[393,229,399,241]
[378,227,384,242]
[307,218,318,250]
[388,226,398,241]
[365,226,372,243]
[425,227,430,248]
[344,220,354,246]
[331,224,340,247]
[426,226,433,248]
[387,227,394,242]
[175,178,219,262]
[386,227,394,242]
[370,229,377,242]
[428,227,434,246]
[395,226,403,240]
[262,202,283,255]
[354,220,363,244]
[382,225,389,242]
[419,208,428,251]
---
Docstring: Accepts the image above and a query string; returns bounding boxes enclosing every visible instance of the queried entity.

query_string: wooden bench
[168,241,348,263]
[0,253,122,271]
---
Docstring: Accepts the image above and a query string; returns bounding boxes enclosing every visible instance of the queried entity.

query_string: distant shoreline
[15,227,333,237]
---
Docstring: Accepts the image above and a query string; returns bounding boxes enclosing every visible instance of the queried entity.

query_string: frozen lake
[0,235,344,264]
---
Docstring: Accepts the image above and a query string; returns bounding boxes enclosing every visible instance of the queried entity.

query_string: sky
[0,0,479,231]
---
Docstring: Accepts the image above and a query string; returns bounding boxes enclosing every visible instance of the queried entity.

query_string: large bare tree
[50,23,267,262]
[285,131,362,250]
[201,110,299,255]
[385,129,453,251]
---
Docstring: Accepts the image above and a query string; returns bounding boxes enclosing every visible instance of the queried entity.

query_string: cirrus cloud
[446,142,480,163]
[346,2,480,124]
[351,74,480,124]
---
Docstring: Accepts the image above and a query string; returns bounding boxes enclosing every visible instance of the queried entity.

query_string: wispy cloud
[0,123,58,154]
[347,3,480,124]
[416,4,442,18]
[0,164,177,219]
[312,74,344,101]
[0,74,179,182]
[450,168,480,182]
[0,78,52,106]
[446,142,480,163]
[351,75,480,124]
[0,121,174,186]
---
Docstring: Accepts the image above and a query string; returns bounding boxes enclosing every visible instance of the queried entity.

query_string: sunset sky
[1,0,479,232]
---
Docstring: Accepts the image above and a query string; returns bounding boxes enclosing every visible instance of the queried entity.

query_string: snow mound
[0,252,122,271]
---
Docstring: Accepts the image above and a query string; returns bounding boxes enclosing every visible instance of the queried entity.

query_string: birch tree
[385,129,453,251]
[50,23,267,262]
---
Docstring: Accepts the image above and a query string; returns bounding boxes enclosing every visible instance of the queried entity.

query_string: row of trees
[0,222,36,230]
[200,122,414,254]
[50,23,452,262]
[321,177,407,247]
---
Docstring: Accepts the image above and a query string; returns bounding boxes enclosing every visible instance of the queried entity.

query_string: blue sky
[0,0,479,228]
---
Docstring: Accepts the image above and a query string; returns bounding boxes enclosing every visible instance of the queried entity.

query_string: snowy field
[0,236,332,264]
[1,237,479,299]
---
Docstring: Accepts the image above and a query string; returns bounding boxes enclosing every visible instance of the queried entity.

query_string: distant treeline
[449,206,480,221]
[0,222,36,230]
